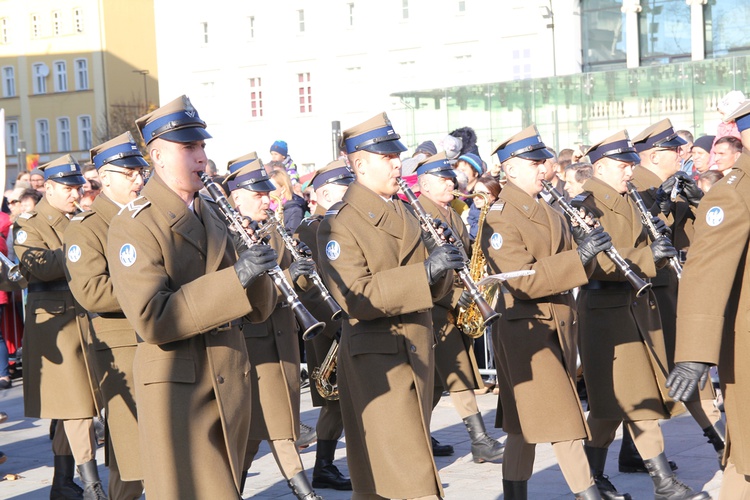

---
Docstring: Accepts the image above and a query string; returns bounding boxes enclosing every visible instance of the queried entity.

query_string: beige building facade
[0,0,158,187]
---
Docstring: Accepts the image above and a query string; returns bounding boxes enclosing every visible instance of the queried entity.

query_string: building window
[705,0,750,58]
[347,3,355,26]
[32,63,48,94]
[31,13,40,38]
[248,16,255,40]
[402,0,409,20]
[52,11,61,36]
[458,1,466,12]
[6,120,18,155]
[36,119,50,153]
[2,66,15,97]
[200,21,208,45]
[298,72,312,113]
[298,10,305,33]
[57,117,71,151]
[512,49,532,80]
[639,0,690,64]
[78,115,92,150]
[581,0,627,72]
[54,61,67,92]
[73,8,83,32]
[75,58,88,90]
[249,77,263,118]
[1,18,8,43]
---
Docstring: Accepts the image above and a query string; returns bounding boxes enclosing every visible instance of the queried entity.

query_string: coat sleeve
[318,217,437,321]
[14,217,66,282]
[675,187,749,365]
[64,220,120,313]
[481,213,589,300]
[107,215,275,345]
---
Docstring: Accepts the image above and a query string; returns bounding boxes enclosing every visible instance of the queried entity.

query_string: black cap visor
[240,179,276,192]
[360,139,408,154]
[108,156,149,169]
[515,147,554,161]
[51,174,87,186]
[607,151,641,164]
[156,127,212,144]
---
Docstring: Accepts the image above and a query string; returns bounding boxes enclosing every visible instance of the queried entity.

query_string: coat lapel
[200,197,229,273]
[144,175,207,256]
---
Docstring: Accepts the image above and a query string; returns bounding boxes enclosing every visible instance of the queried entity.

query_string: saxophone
[451,191,499,338]
[311,339,339,400]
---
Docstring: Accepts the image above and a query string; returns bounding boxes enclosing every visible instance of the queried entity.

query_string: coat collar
[90,192,120,226]
[583,176,641,242]
[36,197,69,238]
[500,182,549,227]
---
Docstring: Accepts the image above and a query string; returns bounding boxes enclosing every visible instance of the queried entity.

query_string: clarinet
[626,181,683,280]
[199,172,326,340]
[396,178,500,328]
[669,177,684,203]
[261,209,343,322]
[541,179,651,296]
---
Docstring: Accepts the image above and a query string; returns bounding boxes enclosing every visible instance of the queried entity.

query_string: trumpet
[198,172,326,340]
[0,252,22,282]
[541,179,652,296]
[263,198,343,322]
[626,181,682,280]
[397,178,500,329]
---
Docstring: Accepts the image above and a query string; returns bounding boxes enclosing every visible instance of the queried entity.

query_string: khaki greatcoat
[577,176,682,421]
[675,153,750,474]
[64,193,142,480]
[317,181,452,499]
[479,182,590,443]
[13,197,98,419]
[419,195,482,394]
[106,174,276,500]
[295,205,342,407]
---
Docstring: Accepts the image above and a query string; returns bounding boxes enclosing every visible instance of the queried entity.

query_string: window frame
[78,115,92,150]
[2,65,15,97]
[57,116,71,152]
[74,58,88,90]
[32,63,47,94]
[53,60,67,92]
[36,118,50,154]
[6,120,18,155]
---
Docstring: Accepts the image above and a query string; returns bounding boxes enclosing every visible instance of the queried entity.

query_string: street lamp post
[540,1,557,77]
[133,69,149,109]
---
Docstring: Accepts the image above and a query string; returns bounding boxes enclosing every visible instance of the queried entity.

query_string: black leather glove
[457,290,472,310]
[674,171,704,206]
[421,218,454,253]
[576,227,612,266]
[292,238,313,258]
[666,361,710,401]
[567,207,597,245]
[650,216,671,238]
[229,218,261,254]
[289,258,315,284]
[650,237,678,262]
[424,244,464,285]
[654,187,674,216]
[233,245,278,288]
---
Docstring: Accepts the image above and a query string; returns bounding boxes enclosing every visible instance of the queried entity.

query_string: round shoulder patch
[325,240,341,261]
[490,233,503,250]
[67,244,82,263]
[15,230,27,244]
[706,206,724,227]
[119,243,137,267]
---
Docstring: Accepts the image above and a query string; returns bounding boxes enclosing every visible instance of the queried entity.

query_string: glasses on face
[8,200,19,206]
[105,168,145,181]
[655,147,679,154]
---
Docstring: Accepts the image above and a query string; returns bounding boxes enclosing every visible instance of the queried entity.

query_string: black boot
[50,455,83,500]
[288,471,323,500]
[702,421,725,469]
[463,413,504,463]
[312,440,352,490]
[644,453,710,500]
[76,460,107,500]
[584,446,632,500]
[431,435,454,457]
[575,484,604,500]
[502,479,527,500]
[618,426,678,473]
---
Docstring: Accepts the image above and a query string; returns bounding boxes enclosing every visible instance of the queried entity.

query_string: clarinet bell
[295,303,326,340]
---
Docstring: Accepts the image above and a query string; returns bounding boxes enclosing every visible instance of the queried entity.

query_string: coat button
[632,302,637,307]
[217,375,224,384]
[277,330,282,336]
[410,345,417,353]
[560,320,566,326]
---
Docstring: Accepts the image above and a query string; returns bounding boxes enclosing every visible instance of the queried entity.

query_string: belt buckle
[216,322,233,332]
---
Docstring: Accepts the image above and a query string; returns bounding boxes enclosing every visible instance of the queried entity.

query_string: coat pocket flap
[141,357,196,385]
[349,332,399,356]
[504,301,552,321]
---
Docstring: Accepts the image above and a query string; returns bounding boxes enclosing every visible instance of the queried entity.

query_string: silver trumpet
[0,252,22,282]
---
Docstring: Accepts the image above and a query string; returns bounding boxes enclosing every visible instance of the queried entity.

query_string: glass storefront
[705,0,750,58]
[582,0,627,72]
[639,0,691,65]
[392,55,750,158]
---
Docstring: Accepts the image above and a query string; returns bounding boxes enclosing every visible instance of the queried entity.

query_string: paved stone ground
[0,379,724,499]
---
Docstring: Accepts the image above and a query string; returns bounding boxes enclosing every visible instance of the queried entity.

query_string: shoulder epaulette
[118,196,151,218]
[70,210,96,222]
[726,170,744,186]
[489,200,505,212]
[18,211,36,220]
[301,214,323,226]
[571,192,591,208]
[325,201,346,218]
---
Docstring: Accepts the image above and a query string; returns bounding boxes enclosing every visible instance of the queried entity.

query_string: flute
[541,179,651,296]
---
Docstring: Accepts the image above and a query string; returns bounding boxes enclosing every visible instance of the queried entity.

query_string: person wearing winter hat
[270,140,300,185]
[691,135,716,179]
[455,153,484,195]
[414,140,438,157]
